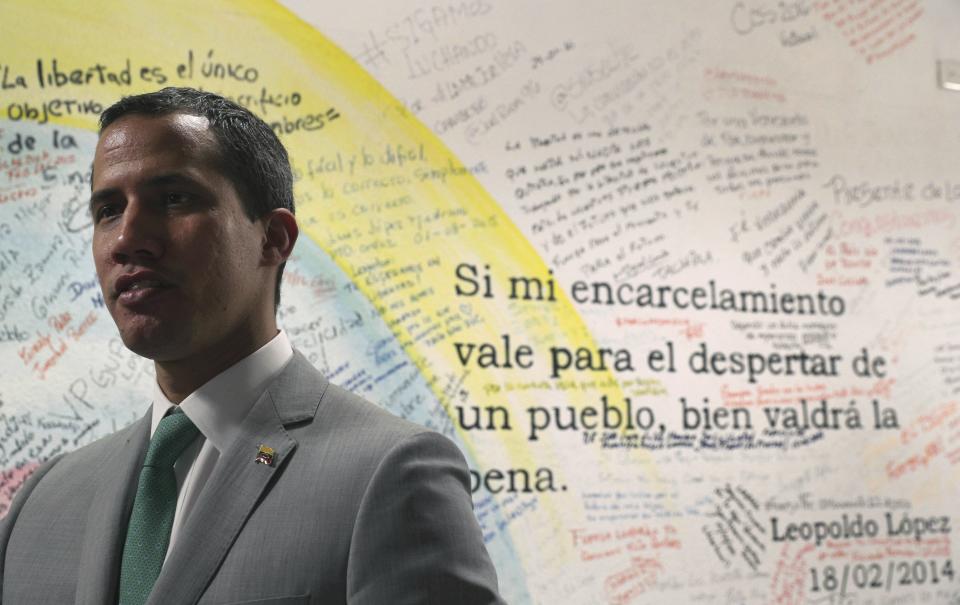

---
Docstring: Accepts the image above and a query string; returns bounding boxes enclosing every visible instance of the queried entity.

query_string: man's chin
[116,321,189,362]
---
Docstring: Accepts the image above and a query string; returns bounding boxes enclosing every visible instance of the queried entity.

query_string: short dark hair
[98,87,295,310]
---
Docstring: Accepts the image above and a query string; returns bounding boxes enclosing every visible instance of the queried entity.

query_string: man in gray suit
[0,88,504,604]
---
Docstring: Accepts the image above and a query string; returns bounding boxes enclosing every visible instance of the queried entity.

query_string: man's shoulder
[62,412,147,460]
[275,353,461,471]
[276,351,437,443]
[320,381,429,436]
[23,412,148,489]
[0,411,148,573]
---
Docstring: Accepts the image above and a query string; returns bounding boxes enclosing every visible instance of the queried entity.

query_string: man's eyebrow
[88,173,199,216]
[143,173,200,191]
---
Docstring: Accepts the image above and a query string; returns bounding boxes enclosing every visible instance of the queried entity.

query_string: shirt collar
[150,330,294,451]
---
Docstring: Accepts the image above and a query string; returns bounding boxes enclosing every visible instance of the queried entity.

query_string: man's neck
[154,327,279,404]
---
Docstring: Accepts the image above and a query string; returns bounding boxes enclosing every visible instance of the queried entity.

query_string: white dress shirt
[149,330,294,559]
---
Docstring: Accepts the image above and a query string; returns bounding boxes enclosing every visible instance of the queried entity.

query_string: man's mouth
[115,272,174,305]
[124,280,166,291]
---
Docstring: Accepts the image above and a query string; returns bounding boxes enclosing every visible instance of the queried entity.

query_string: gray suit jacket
[0,352,503,604]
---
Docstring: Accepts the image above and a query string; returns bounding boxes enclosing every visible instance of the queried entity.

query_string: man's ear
[261,208,298,266]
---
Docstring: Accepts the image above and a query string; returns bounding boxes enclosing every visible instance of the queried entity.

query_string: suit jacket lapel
[75,413,151,605]
[146,353,328,605]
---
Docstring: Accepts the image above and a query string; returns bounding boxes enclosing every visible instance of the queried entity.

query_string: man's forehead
[91,112,227,197]
[97,112,215,154]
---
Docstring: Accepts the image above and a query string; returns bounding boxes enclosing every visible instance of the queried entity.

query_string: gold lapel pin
[255,445,275,466]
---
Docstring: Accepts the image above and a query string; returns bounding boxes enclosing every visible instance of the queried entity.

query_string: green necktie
[119,408,199,605]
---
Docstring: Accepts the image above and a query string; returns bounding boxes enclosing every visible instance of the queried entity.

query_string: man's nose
[110,201,163,263]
